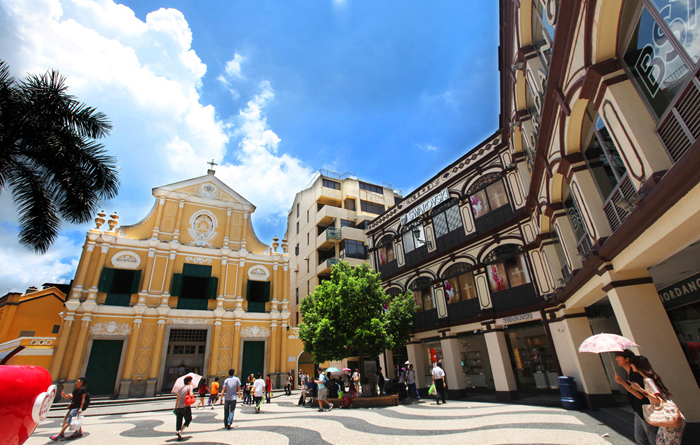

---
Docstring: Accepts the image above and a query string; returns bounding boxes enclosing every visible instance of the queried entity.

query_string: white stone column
[548,312,613,409]
[604,275,700,422]
[440,336,467,398]
[484,329,518,402]
[406,342,428,391]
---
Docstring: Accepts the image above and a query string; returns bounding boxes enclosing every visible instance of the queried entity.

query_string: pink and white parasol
[578,333,639,354]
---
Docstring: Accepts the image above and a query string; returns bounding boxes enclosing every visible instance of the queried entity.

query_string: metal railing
[602,175,636,232]
[657,69,700,162]
[326,227,341,241]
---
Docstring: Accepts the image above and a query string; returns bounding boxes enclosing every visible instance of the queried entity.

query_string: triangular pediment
[155,172,255,209]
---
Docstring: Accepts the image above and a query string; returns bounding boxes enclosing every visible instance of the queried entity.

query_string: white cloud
[420,89,460,111]
[417,143,438,152]
[217,52,245,99]
[217,80,313,224]
[0,0,313,290]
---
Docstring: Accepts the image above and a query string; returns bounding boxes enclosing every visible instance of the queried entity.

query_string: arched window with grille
[375,234,398,278]
[401,219,429,268]
[484,245,531,294]
[467,173,513,233]
[431,197,466,252]
[409,277,434,312]
[441,263,476,305]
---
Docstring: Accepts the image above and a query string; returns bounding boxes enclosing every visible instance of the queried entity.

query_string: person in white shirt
[431,362,446,405]
[253,374,265,413]
[406,364,419,399]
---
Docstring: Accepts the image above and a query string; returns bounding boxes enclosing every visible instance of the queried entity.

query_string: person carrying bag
[628,356,685,444]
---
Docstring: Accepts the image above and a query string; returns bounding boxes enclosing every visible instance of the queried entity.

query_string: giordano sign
[400,189,450,226]
[658,271,700,310]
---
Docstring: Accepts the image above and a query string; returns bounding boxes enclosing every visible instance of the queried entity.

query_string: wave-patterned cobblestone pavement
[28,398,635,445]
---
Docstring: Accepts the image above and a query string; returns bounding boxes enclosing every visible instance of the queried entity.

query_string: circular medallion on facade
[197,183,219,199]
[187,210,218,248]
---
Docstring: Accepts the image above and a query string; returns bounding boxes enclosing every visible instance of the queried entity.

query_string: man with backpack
[51,377,90,440]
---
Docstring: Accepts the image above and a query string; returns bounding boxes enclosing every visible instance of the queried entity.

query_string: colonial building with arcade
[48,170,303,397]
[367,0,700,428]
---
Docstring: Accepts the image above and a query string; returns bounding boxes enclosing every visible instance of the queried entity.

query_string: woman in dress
[285,372,292,395]
[174,376,194,441]
[629,356,685,445]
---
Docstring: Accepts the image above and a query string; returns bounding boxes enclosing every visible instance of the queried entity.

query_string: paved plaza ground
[30,392,637,445]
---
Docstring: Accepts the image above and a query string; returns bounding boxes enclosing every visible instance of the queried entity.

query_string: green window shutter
[130,269,142,295]
[97,267,114,293]
[171,273,183,297]
[246,280,252,301]
[206,277,218,300]
[183,264,212,277]
[263,281,271,302]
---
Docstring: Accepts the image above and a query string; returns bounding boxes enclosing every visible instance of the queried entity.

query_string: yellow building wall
[7,295,64,339]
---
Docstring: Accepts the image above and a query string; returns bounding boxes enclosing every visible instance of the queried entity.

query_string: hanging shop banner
[658,272,700,310]
[400,189,450,226]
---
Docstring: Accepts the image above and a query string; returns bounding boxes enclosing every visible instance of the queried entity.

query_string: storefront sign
[400,189,450,226]
[500,312,535,324]
[658,272,700,310]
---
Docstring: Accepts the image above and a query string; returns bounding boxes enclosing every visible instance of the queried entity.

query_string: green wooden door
[84,340,123,395]
[240,341,265,380]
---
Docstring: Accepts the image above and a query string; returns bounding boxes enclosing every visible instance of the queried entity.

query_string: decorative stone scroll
[89,321,132,336]
[240,325,270,338]
[185,256,212,264]
[247,265,270,281]
[111,251,141,269]
[167,318,213,325]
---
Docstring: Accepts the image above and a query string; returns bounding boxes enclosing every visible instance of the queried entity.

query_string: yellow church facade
[49,170,303,397]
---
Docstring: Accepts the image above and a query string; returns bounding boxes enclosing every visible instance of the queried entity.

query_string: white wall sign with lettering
[499,312,538,325]
[248,265,270,281]
[400,189,450,226]
[111,251,141,269]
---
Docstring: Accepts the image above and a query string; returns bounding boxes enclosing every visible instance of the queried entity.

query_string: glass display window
[485,245,533,294]
[458,333,494,389]
[504,321,559,390]
[668,300,700,386]
[470,189,491,219]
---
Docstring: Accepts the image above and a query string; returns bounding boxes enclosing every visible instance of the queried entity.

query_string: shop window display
[458,333,493,389]
[505,321,558,390]
[485,247,531,294]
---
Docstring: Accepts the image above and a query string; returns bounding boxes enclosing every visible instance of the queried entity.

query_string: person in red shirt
[265,374,273,403]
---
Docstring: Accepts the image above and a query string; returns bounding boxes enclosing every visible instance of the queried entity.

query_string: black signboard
[658,272,700,310]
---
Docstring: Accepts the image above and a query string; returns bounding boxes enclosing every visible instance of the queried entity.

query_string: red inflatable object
[0,365,56,445]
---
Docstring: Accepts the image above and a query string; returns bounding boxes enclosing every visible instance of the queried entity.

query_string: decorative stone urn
[95,210,106,229]
[108,211,119,231]
[272,236,279,252]
[281,237,288,253]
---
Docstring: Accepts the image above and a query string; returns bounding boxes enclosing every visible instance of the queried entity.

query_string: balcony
[602,174,636,232]
[490,283,539,313]
[657,68,700,162]
[316,204,347,226]
[341,226,365,242]
[317,226,341,249]
[317,257,339,275]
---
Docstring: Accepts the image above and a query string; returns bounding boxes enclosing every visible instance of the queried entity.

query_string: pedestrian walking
[315,367,333,412]
[209,377,220,408]
[615,350,658,445]
[195,378,208,409]
[285,372,293,395]
[243,375,253,405]
[265,374,273,403]
[629,356,686,445]
[406,364,420,398]
[253,373,265,413]
[431,362,446,405]
[221,369,242,430]
[352,368,361,394]
[377,367,385,395]
[174,375,194,441]
[50,377,90,441]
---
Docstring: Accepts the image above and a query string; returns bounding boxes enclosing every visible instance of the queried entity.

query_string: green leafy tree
[299,261,416,379]
[0,60,119,253]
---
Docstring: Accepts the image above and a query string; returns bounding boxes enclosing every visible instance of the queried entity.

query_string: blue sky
[0,0,499,292]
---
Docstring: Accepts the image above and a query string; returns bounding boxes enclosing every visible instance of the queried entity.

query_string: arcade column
[484,329,518,402]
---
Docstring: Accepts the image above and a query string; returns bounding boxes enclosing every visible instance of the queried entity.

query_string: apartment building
[287,171,402,327]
